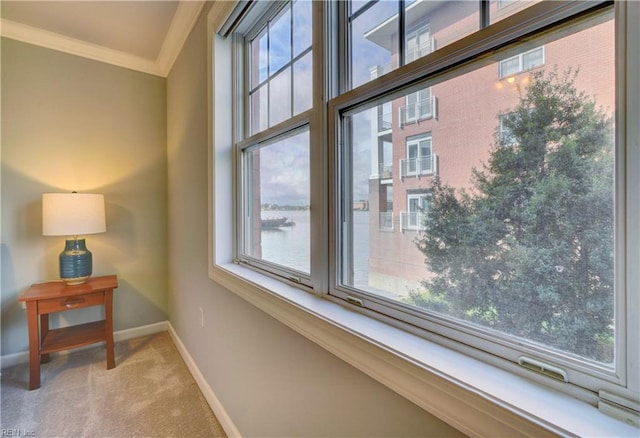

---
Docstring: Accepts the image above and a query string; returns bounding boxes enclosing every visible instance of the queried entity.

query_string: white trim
[168,323,242,438]
[0,321,168,369]
[0,19,163,76]
[0,1,204,78]
[156,1,206,77]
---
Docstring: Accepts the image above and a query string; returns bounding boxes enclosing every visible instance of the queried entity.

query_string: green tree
[411,69,614,362]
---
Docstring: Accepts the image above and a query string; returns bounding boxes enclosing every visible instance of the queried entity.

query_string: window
[331,0,638,413]
[401,133,435,178]
[400,88,436,126]
[215,0,639,426]
[499,113,517,146]
[403,192,431,231]
[406,25,433,63]
[236,0,314,286]
[499,46,544,78]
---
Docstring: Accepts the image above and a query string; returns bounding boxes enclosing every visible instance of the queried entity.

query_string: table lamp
[42,192,106,285]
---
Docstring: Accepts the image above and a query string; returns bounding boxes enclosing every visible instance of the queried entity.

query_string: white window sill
[210,263,638,437]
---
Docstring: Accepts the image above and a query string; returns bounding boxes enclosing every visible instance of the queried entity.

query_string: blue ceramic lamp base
[59,238,93,285]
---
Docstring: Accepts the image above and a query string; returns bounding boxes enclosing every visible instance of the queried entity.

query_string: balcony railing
[378,112,392,132]
[379,212,394,231]
[400,154,438,179]
[378,162,393,179]
[399,96,438,126]
[401,212,428,231]
[369,61,397,80]
[406,38,435,63]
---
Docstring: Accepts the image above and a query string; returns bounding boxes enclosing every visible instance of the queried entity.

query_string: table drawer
[38,292,105,313]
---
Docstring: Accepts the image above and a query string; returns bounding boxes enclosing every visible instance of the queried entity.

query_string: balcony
[369,61,397,80]
[405,38,435,63]
[378,162,393,179]
[378,112,392,132]
[399,96,438,127]
[400,212,427,231]
[400,154,438,179]
[379,212,394,231]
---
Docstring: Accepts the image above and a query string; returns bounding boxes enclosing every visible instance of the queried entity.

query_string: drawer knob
[62,297,85,308]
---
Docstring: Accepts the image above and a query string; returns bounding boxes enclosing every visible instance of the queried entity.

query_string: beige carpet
[1,332,227,438]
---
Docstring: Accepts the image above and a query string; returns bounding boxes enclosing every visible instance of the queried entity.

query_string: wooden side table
[19,274,118,390]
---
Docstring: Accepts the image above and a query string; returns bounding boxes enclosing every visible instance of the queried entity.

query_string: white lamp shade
[43,193,106,236]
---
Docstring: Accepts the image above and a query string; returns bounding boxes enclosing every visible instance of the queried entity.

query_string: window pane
[293,52,312,115]
[251,84,268,135]
[499,56,520,78]
[244,129,310,274]
[269,67,292,127]
[523,47,544,70]
[251,28,268,88]
[341,15,615,364]
[350,1,399,88]
[270,6,292,75]
[247,1,312,136]
[293,0,312,58]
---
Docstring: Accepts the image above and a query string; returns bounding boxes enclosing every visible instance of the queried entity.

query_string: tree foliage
[411,69,614,362]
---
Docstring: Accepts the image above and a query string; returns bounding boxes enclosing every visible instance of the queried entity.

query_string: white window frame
[499,112,518,146]
[406,25,432,63]
[499,46,545,78]
[209,1,640,434]
[403,192,430,231]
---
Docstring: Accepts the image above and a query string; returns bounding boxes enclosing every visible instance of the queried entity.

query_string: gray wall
[1,38,168,355]
[166,6,462,437]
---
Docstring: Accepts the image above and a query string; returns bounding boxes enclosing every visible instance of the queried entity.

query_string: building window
[499,46,544,78]
[400,133,436,178]
[499,113,518,146]
[400,88,437,126]
[406,25,434,63]
[402,192,431,231]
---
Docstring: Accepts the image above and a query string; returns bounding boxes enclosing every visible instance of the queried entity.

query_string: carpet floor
[1,332,227,437]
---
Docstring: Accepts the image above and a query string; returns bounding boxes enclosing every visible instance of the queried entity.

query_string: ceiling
[0,1,205,77]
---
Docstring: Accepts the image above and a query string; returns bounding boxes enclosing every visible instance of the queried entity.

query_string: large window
[236,0,314,286]
[333,0,636,409]
[220,0,638,425]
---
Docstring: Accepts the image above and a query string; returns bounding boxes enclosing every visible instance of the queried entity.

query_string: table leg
[25,302,41,390]
[105,289,115,369]
[40,314,50,364]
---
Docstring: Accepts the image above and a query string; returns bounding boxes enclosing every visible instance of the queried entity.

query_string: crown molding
[0,19,163,76]
[0,1,205,78]
[157,1,205,76]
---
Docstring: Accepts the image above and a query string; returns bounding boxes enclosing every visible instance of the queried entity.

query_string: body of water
[260,210,370,284]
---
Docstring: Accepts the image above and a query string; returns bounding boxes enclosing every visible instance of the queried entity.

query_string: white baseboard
[167,323,241,438]
[0,321,169,369]
[113,321,169,342]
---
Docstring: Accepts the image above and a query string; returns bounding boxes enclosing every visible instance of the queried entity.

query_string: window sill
[209,263,637,437]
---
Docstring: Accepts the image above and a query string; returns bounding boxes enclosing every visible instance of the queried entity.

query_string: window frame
[328,0,638,409]
[498,46,545,78]
[209,0,640,430]
[406,24,432,63]
[231,0,322,289]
